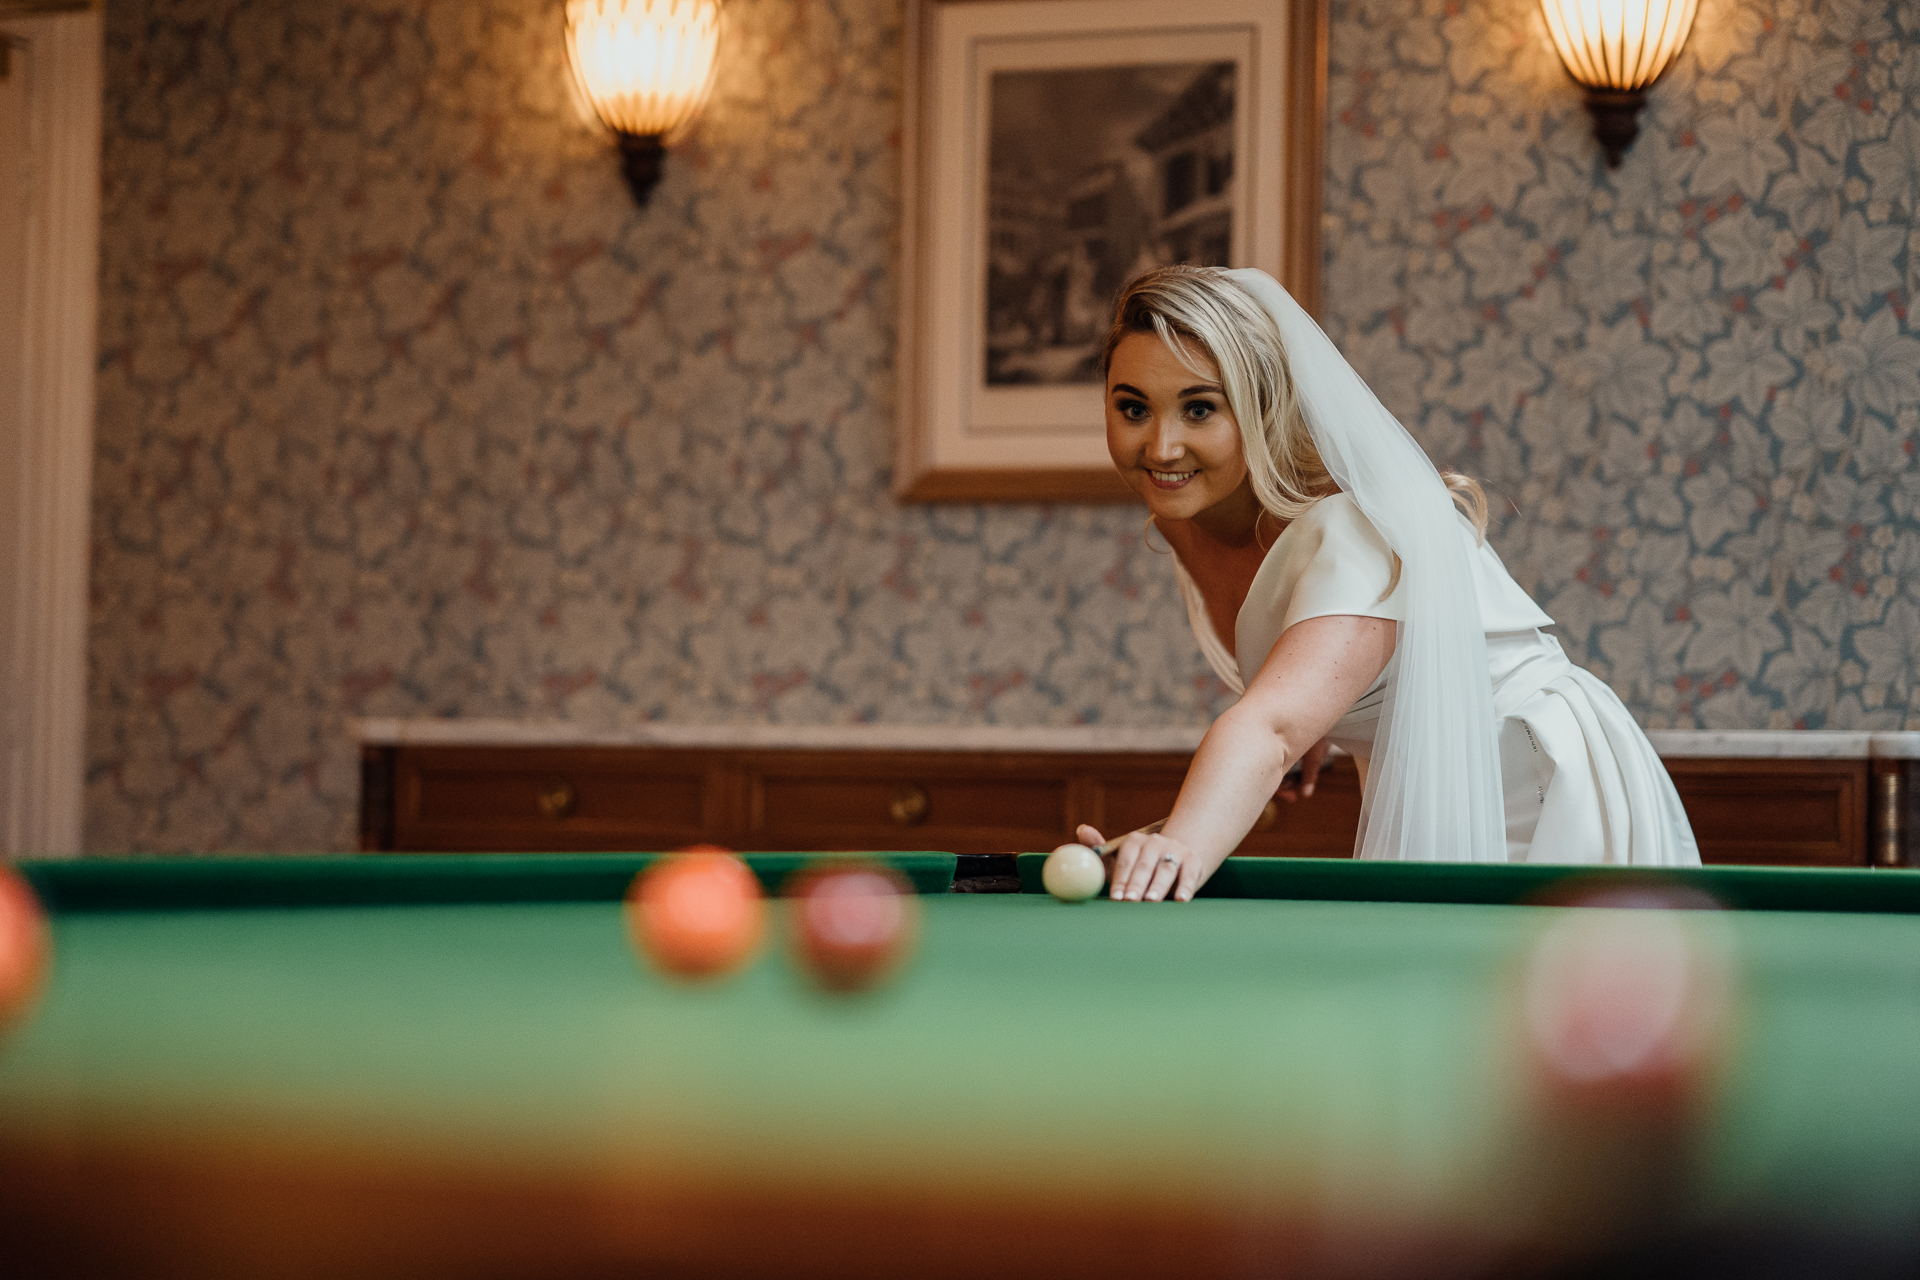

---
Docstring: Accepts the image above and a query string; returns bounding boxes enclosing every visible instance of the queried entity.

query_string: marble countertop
[1647,730,1920,758]
[352,718,1212,754]
[355,718,1920,759]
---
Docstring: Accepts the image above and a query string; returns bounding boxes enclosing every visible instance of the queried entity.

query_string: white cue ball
[1042,843,1106,902]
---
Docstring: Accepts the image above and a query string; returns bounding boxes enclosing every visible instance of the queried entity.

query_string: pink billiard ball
[0,866,49,1030]
[787,863,918,993]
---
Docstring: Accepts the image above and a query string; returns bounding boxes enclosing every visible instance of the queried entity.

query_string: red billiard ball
[0,866,49,1028]
[1521,887,1731,1109]
[626,852,766,980]
[786,863,919,993]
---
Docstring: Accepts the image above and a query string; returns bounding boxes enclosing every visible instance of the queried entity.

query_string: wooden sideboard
[360,740,1916,869]
[359,745,1362,861]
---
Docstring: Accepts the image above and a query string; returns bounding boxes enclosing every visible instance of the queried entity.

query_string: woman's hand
[1074,824,1209,903]
[1276,737,1332,802]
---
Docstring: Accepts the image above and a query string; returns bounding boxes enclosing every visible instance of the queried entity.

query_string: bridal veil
[1224,269,1506,863]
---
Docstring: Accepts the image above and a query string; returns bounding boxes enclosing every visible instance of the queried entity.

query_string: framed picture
[895,0,1327,504]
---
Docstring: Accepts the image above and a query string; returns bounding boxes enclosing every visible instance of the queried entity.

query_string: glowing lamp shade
[566,0,725,207]
[1537,0,1698,167]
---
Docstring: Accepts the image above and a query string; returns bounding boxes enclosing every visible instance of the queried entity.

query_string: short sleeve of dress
[1273,494,1403,635]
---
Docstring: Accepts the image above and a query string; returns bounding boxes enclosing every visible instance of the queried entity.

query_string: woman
[1079,266,1698,902]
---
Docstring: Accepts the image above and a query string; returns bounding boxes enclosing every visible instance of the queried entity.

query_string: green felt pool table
[2,852,1919,1279]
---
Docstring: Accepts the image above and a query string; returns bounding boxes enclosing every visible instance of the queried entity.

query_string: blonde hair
[1102,265,1488,540]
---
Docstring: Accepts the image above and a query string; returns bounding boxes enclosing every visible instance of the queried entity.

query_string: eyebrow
[1108,382,1225,398]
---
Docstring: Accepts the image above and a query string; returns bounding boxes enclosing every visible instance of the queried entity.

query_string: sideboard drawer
[740,750,1099,854]
[410,762,705,827]
[1666,758,1868,867]
[395,747,723,851]
[754,766,1066,833]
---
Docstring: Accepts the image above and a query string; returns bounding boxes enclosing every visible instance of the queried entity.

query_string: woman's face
[1105,331,1250,523]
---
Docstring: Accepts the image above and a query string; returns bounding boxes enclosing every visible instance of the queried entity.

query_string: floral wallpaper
[87,0,1920,851]
[1325,0,1920,736]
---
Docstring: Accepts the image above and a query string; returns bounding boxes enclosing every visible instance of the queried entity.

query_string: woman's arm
[1099,613,1396,902]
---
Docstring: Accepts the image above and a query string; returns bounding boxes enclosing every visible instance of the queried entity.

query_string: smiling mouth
[1147,469,1197,488]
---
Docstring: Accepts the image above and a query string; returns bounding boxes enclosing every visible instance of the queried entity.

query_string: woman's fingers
[1298,739,1330,798]
[1112,833,1156,900]
[1114,834,1189,901]
[1075,826,1116,885]
[1141,848,1181,902]
[1106,833,1138,899]
[1112,835,1144,900]
[1106,834,1200,901]
[1173,856,1203,902]
[1278,740,1332,803]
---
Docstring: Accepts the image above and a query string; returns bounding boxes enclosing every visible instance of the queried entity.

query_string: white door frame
[0,4,99,856]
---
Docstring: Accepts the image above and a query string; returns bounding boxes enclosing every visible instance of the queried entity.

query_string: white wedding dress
[1173,493,1700,865]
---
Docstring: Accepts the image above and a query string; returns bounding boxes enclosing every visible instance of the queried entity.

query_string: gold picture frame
[895,0,1327,504]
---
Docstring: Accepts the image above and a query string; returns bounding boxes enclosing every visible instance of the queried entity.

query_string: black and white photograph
[985,61,1238,386]
[898,0,1307,501]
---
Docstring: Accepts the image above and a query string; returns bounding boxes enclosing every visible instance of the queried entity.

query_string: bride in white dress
[1079,266,1699,902]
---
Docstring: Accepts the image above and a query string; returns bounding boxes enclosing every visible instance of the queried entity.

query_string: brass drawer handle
[890,783,930,827]
[537,779,578,820]
[1256,800,1279,831]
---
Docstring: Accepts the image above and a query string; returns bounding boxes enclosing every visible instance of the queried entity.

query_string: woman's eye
[1185,401,1216,420]
[1117,400,1149,420]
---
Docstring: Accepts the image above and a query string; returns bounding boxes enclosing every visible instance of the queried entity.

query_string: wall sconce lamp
[1538,0,1698,168]
[566,0,724,208]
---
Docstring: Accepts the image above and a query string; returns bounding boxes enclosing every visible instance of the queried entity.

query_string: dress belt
[1488,640,1578,722]
[1330,635,1581,740]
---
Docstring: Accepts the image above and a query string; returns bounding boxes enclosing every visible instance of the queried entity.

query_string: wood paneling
[375,745,1898,868]
[383,746,1363,859]
[394,747,721,852]
[1664,757,1867,867]
[1087,756,1363,858]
